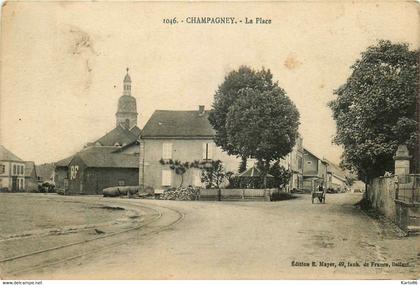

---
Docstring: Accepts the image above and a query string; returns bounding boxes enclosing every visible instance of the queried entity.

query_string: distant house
[66,146,138,195]
[139,106,244,190]
[24,161,38,192]
[323,159,347,191]
[302,148,328,191]
[36,163,55,182]
[0,145,26,192]
[279,134,304,191]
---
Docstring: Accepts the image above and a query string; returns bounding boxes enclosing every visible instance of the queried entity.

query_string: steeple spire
[123,67,131,96]
[116,68,138,129]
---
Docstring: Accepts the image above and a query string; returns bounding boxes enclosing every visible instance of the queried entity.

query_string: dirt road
[0,193,417,279]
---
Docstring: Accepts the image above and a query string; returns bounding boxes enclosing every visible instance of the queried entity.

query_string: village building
[53,69,140,194]
[139,106,244,190]
[279,135,304,191]
[66,146,138,195]
[0,145,26,192]
[302,148,328,191]
[323,159,347,191]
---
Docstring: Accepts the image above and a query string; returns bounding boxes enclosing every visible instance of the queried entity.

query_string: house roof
[72,146,139,168]
[141,110,215,138]
[237,166,274,178]
[36,163,55,180]
[24,161,36,177]
[95,125,139,146]
[0,145,24,162]
[324,159,347,179]
[55,155,74,167]
[129,125,142,137]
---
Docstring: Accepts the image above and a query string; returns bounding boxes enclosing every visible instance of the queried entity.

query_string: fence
[199,188,277,201]
[396,174,420,204]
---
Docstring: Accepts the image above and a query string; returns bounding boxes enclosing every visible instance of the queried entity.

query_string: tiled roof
[75,146,138,168]
[95,125,139,146]
[36,163,55,180]
[0,145,24,162]
[55,155,74,167]
[129,125,142,137]
[24,161,36,177]
[141,110,215,138]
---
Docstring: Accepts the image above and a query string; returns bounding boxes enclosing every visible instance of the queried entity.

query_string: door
[11,177,17,192]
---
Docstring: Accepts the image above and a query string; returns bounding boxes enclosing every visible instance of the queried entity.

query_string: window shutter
[202,143,207,160]
[207,143,213,159]
[162,143,172,159]
[193,169,202,186]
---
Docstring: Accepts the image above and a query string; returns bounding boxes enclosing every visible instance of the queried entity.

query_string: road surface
[0,193,417,279]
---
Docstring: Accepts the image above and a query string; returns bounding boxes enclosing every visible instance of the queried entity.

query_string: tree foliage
[209,66,300,187]
[268,161,293,189]
[200,160,232,189]
[328,40,418,181]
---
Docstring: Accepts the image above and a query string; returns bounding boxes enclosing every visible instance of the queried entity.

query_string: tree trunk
[179,175,184,188]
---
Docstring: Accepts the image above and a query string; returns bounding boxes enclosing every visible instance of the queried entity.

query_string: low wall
[199,188,276,201]
[367,176,418,233]
[367,177,397,221]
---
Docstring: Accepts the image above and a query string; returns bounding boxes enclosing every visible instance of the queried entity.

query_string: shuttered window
[162,170,172,186]
[202,142,213,160]
[193,169,202,187]
[162,143,172,159]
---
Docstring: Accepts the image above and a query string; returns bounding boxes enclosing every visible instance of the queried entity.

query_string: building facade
[302,148,328,191]
[139,106,243,190]
[66,146,138,195]
[0,145,26,191]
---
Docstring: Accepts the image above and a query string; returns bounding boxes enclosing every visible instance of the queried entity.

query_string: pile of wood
[160,186,200,201]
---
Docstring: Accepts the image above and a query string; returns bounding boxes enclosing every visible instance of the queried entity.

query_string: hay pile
[160,186,200,201]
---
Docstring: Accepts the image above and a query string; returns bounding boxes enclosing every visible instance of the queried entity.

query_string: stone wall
[367,176,397,221]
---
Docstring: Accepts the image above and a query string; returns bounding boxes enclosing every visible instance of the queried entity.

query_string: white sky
[0,1,418,164]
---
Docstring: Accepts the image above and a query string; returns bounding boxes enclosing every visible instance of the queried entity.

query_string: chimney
[198,105,205,116]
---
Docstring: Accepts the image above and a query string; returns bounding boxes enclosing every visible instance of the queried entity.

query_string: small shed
[66,146,139,195]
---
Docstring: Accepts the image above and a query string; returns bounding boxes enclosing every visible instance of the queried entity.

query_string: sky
[0,1,418,165]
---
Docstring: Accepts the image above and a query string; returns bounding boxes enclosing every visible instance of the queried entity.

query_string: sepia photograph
[0,0,418,282]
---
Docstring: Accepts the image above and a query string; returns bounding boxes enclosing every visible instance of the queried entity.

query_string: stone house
[279,135,304,191]
[24,161,38,192]
[0,145,26,192]
[139,106,243,190]
[302,148,328,191]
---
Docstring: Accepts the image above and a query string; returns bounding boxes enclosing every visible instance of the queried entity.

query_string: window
[298,157,303,170]
[306,161,312,165]
[21,165,24,175]
[162,170,172,186]
[0,164,5,174]
[162,143,172,160]
[202,142,213,160]
[118,179,126,186]
[13,165,17,175]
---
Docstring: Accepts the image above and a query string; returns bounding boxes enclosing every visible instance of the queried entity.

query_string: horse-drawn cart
[312,188,326,204]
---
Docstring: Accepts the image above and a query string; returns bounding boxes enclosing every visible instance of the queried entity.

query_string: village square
[0,1,418,281]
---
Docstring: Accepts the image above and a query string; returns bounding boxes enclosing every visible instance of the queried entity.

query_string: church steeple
[123,68,132,96]
[116,68,138,129]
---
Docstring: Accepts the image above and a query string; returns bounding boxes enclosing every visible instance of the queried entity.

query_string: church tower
[116,68,138,129]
